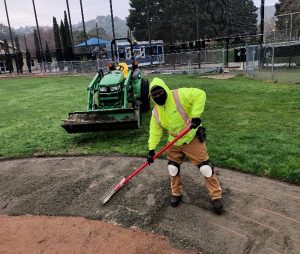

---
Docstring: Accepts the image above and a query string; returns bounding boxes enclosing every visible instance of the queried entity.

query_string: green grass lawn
[0,74,299,184]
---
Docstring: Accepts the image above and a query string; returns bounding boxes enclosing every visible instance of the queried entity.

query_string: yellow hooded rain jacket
[148,77,206,150]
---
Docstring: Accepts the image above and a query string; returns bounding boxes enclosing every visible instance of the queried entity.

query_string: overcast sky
[0,0,278,28]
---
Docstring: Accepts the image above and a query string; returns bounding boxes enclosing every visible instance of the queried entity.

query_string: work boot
[170,195,182,207]
[212,198,224,214]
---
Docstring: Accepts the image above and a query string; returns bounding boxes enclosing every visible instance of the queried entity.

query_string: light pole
[146,0,152,65]
[109,0,116,40]
[66,0,74,48]
[96,22,100,56]
[79,0,88,49]
[195,0,199,42]
[260,0,265,67]
[109,0,118,63]
[3,0,19,73]
[32,0,46,72]
[260,0,265,44]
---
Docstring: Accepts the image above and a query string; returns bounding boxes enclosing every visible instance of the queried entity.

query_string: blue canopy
[75,38,110,48]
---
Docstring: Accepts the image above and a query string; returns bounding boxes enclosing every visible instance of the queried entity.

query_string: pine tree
[228,0,257,36]
[25,44,31,73]
[60,20,68,60]
[53,17,64,61]
[45,41,52,63]
[64,11,74,60]
[15,36,24,73]
[34,30,42,63]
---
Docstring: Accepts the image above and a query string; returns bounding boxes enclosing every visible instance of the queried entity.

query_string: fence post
[271,44,275,81]
[188,52,191,75]
[222,47,225,71]
[290,13,293,42]
[252,47,256,78]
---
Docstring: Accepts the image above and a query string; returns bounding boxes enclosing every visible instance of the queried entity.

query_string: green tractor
[62,38,150,133]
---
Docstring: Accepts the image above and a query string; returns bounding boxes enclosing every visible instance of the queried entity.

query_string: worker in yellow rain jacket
[147,77,223,213]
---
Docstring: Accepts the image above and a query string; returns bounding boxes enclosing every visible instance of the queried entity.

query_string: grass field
[0,74,299,184]
[254,68,300,84]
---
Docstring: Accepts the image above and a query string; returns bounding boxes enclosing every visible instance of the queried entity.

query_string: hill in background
[0,15,127,41]
[82,15,128,39]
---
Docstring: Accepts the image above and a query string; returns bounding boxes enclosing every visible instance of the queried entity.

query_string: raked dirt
[0,156,299,254]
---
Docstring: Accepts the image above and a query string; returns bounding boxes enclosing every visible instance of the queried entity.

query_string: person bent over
[147,77,223,214]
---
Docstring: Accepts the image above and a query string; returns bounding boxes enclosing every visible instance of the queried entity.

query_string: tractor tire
[140,79,150,112]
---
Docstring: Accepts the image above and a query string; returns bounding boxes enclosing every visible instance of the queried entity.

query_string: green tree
[15,36,24,73]
[275,0,300,39]
[53,17,64,61]
[127,0,258,43]
[34,30,42,63]
[127,0,154,41]
[230,0,257,36]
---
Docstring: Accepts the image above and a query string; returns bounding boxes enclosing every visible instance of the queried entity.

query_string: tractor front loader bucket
[62,108,140,133]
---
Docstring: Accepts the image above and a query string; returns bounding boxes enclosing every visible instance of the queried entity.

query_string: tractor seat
[117,62,129,78]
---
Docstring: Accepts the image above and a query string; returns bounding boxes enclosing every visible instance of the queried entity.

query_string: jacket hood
[149,78,172,105]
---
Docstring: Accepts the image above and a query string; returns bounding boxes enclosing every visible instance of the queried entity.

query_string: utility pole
[79,0,88,49]
[66,0,74,48]
[32,0,46,72]
[4,0,19,73]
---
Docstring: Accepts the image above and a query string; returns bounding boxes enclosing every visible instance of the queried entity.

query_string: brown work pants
[166,136,222,200]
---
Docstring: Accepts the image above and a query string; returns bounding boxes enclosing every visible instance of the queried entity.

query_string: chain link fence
[158,49,224,74]
[14,49,225,76]
[29,59,110,75]
[264,12,300,44]
[246,42,300,84]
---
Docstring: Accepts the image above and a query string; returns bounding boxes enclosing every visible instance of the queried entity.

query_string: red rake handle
[121,125,191,186]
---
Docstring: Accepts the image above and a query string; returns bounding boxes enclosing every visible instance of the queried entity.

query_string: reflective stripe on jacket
[148,77,206,150]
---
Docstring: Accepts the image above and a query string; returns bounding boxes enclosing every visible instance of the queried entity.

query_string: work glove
[190,118,201,129]
[147,150,155,165]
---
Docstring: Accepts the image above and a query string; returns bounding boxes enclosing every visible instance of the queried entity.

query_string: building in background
[0,39,29,74]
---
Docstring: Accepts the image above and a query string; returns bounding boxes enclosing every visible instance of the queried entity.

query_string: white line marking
[230,211,279,233]
[259,207,300,225]
[208,221,247,239]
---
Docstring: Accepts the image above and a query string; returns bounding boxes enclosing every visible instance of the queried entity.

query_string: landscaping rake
[100,125,191,204]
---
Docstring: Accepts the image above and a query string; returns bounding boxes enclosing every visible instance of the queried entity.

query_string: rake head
[100,178,126,205]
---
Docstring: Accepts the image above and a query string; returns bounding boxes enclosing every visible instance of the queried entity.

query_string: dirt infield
[0,214,197,254]
[0,156,299,254]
